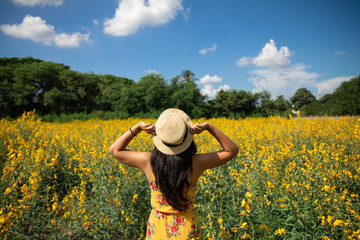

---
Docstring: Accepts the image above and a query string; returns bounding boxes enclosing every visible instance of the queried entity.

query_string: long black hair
[151,141,197,211]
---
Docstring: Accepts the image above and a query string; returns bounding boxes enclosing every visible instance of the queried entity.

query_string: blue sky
[1,0,359,99]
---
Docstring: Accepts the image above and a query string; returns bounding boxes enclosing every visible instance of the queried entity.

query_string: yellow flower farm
[0,112,359,239]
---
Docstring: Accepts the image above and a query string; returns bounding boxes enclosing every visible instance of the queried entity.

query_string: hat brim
[152,109,193,155]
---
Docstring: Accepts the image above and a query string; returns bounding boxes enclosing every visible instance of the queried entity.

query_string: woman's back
[147,173,201,239]
[109,108,238,239]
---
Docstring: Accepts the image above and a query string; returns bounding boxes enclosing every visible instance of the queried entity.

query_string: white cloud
[314,76,353,97]
[0,15,55,45]
[236,39,351,98]
[334,51,345,55]
[236,39,291,68]
[236,56,252,67]
[199,74,222,84]
[145,69,160,74]
[199,43,217,55]
[54,32,90,47]
[0,15,90,48]
[182,7,191,21]
[198,74,228,98]
[13,0,63,6]
[253,39,291,67]
[201,84,230,98]
[104,0,184,36]
[93,19,99,25]
[250,64,319,98]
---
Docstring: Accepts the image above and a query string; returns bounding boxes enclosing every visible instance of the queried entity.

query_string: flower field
[0,112,359,239]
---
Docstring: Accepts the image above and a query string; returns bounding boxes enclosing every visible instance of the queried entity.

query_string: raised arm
[191,122,239,174]
[109,122,155,170]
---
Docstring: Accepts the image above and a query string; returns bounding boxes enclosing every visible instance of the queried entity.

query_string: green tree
[43,87,73,114]
[235,90,257,116]
[0,65,13,117]
[0,57,68,116]
[208,89,255,118]
[43,69,99,114]
[96,74,136,115]
[290,88,316,110]
[78,72,101,113]
[254,91,274,117]
[180,70,196,82]
[136,73,169,114]
[29,61,66,114]
[212,90,234,117]
[320,76,360,115]
[273,95,291,114]
[169,76,205,118]
[0,57,43,66]
[43,70,79,114]
[303,99,323,116]
[10,64,40,116]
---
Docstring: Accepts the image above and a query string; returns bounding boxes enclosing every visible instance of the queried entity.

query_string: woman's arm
[192,122,239,173]
[109,122,155,169]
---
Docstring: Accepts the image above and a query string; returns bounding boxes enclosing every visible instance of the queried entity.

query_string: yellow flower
[321,236,332,240]
[275,228,285,236]
[4,188,11,195]
[240,222,249,229]
[241,233,251,239]
[52,202,58,212]
[239,211,250,217]
[259,224,268,231]
[241,199,246,207]
[245,204,251,213]
[333,219,344,227]
[218,217,223,225]
[327,216,332,225]
[245,192,253,198]
[0,214,6,225]
[322,185,331,191]
[1,112,358,238]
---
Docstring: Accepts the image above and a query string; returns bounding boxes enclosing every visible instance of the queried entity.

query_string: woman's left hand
[139,122,156,135]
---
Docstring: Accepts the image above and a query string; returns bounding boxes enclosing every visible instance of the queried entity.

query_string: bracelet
[129,127,137,136]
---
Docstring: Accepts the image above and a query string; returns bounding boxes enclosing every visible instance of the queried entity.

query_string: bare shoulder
[191,151,236,182]
[117,151,153,183]
[140,152,153,184]
[191,152,220,183]
[112,150,151,169]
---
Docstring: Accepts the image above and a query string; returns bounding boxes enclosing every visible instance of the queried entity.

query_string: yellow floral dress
[146,175,202,239]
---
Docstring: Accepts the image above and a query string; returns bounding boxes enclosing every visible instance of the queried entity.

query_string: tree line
[0,57,359,121]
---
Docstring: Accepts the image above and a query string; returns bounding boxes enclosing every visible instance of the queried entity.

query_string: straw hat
[153,108,193,155]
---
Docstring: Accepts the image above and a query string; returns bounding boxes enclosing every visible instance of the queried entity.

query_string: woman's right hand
[190,122,211,134]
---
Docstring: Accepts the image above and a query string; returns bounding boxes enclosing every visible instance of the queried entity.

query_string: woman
[109,108,239,239]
